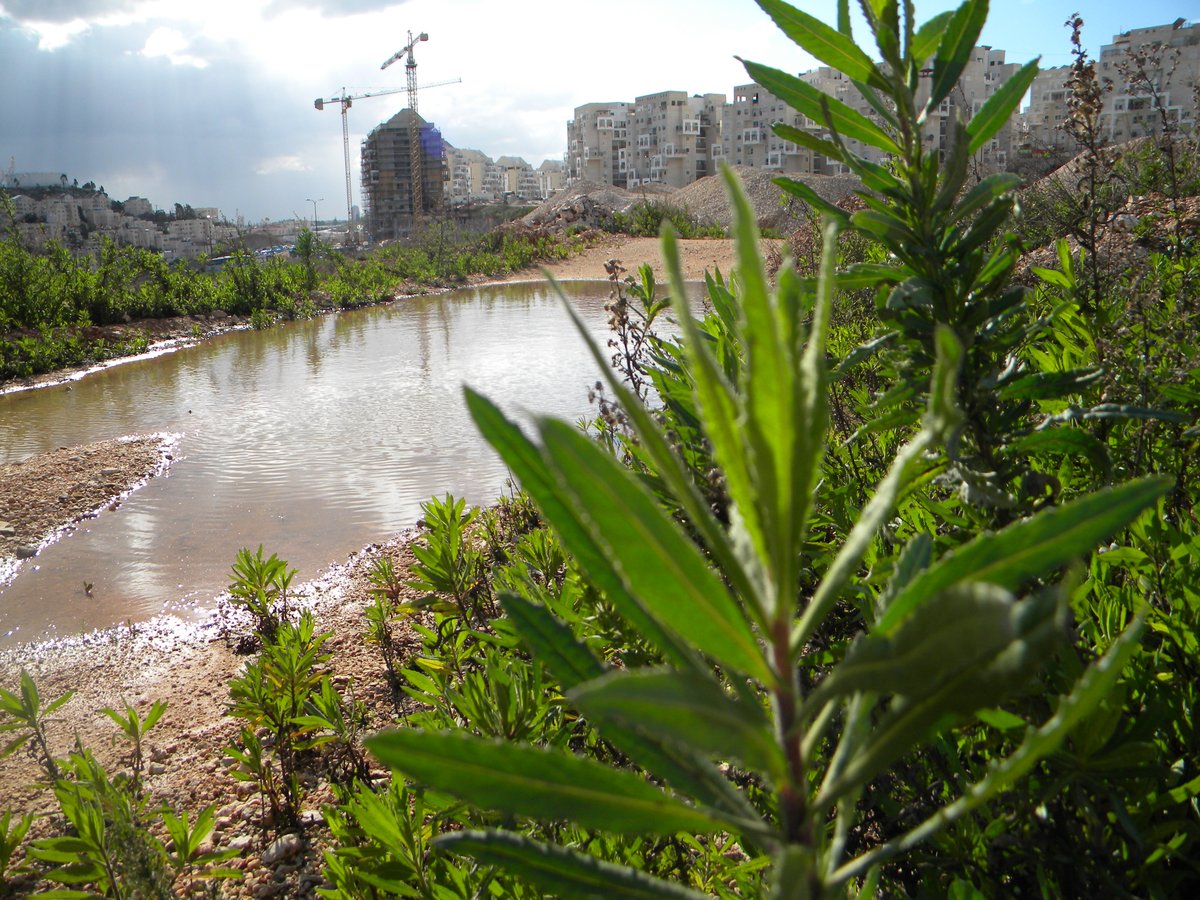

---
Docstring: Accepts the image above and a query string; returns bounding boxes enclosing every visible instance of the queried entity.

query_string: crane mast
[382,30,429,230]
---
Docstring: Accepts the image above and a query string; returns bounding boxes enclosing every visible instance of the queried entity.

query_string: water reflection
[0,281,626,644]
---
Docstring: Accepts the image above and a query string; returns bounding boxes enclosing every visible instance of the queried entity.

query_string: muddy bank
[0,435,177,592]
[0,532,426,897]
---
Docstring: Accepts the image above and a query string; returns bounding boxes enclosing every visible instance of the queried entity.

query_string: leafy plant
[0,808,33,885]
[227,544,298,643]
[362,2,1175,894]
[406,495,492,625]
[0,670,73,781]
[99,698,167,797]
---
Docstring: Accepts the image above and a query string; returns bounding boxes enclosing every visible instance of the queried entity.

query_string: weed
[0,670,73,781]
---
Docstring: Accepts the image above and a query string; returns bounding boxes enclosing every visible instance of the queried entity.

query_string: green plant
[161,806,241,887]
[226,613,329,827]
[99,698,167,797]
[406,495,492,625]
[360,2,1177,893]
[0,808,33,885]
[0,670,73,781]
[29,749,174,898]
[226,544,297,643]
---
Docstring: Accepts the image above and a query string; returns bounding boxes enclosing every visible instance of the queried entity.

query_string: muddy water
[0,281,639,645]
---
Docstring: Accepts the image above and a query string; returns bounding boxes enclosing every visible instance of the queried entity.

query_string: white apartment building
[1098,19,1199,142]
[625,90,722,188]
[567,102,631,187]
[569,45,1030,190]
[1020,20,1199,155]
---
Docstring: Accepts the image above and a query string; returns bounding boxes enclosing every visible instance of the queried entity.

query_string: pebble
[148,763,166,775]
[0,521,15,537]
[15,545,38,559]
[228,834,255,851]
[261,832,304,865]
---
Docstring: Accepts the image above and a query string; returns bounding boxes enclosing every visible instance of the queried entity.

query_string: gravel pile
[673,166,862,232]
[521,180,673,230]
[522,168,862,235]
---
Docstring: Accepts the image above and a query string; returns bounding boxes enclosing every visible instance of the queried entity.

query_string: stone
[0,521,15,537]
[261,832,303,865]
[228,834,255,851]
[15,545,38,559]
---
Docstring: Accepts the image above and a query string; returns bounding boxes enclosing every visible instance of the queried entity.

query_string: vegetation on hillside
[2,0,1198,896]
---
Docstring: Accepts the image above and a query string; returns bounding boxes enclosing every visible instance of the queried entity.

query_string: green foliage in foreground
[2,0,1198,896]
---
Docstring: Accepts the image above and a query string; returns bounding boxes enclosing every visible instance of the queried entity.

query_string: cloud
[262,0,406,17]
[0,1,136,23]
[255,155,312,176]
[138,25,207,66]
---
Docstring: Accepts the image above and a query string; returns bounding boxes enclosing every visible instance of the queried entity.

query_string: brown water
[0,281,632,645]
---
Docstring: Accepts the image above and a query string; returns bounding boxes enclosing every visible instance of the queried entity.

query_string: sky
[0,0,1190,223]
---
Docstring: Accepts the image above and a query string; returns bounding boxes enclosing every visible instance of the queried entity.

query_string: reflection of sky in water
[0,281,673,644]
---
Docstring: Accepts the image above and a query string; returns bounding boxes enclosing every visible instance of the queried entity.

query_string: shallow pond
[0,280,651,645]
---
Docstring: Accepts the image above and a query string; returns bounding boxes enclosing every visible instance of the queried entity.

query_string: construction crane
[382,31,430,227]
[314,86,405,227]
[313,77,459,230]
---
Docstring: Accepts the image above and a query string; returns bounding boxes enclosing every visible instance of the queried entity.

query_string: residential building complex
[1020,19,1198,152]
[568,21,1198,190]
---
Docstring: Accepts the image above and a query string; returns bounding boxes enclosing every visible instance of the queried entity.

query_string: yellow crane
[382,31,431,227]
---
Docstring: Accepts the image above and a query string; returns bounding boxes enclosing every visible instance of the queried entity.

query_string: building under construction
[361,109,445,241]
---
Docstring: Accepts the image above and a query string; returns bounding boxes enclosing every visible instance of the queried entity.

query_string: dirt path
[533,234,773,283]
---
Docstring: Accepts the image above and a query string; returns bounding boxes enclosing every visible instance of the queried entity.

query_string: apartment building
[1021,65,1074,152]
[536,160,565,199]
[1021,20,1199,154]
[445,145,494,205]
[1098,19,1199,141]
[566,102,631,187]
[624,90,724,188]
[923,46,1021,168]
[361,108,446,241]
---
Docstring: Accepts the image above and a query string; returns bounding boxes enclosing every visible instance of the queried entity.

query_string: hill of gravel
[522,167,861,234]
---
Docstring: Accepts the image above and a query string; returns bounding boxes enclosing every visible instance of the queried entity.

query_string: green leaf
[367,730,725,835]
[819,584,1065,807]
[927,0,989,113]
[910,10,954,64]
[813,582,1059,707]
[755,0,889,91]
[830,615,1145,885]
[537,418,769,681]
[499,593,605,688]
[569,668,785,780]
[436,829,711,898]
[466,389,697,669]
[1009,428,1110,477]
[772,124,843,168]
[996,368,1103,401]
[742,60,897,153]
[967,58,1039,155]
[877,476,1172,635]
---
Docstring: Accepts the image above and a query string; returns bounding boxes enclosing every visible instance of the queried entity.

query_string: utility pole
[305,198,322,235]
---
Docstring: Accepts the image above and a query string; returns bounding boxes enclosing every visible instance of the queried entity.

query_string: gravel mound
[523,168,862,234]
[673,166,862,232]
